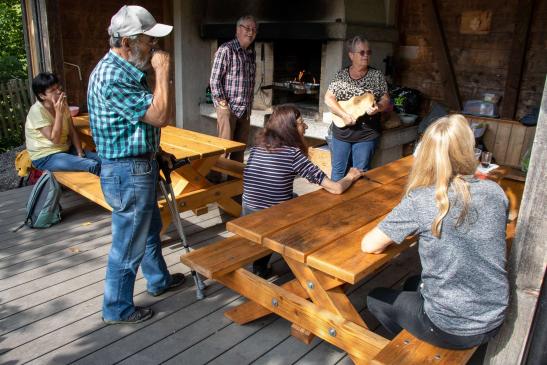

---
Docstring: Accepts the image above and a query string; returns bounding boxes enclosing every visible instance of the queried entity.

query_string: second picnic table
[56,115,246,232]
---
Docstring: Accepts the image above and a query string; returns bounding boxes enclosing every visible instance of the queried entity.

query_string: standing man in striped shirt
[88,5,185,325]
[209,15,257,163]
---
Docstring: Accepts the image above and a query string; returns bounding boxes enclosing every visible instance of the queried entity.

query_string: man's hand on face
[150,50,170,74]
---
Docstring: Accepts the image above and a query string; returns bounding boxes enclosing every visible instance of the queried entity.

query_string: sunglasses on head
[353,49,372,56]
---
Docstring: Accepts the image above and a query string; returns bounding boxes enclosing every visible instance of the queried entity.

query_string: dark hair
[255,104,307,155]
[32,72,59,102]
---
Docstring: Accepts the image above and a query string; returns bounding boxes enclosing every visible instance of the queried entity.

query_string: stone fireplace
[200,0,398,125]
[195,0,416,167]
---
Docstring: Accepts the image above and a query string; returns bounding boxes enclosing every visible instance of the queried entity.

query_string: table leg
[216,268,388,363]
[284,258,368,346]
[171,156,243,217]
[224,275,344,324]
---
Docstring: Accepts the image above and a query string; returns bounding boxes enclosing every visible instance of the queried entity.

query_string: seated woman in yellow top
[25,72,100,175]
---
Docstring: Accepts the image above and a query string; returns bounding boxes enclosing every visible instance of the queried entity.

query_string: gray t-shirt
[379,178,509,336]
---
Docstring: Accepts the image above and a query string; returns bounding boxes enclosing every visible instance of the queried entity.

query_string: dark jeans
[242,204,271,271]
[367,275,501,349]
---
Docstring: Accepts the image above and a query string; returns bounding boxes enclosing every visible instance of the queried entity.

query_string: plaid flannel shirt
[209,39,256,118]
[87,50,158,159]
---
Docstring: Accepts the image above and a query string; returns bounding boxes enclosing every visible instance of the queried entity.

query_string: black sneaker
[148,273,186,297]
[102,306,153,325]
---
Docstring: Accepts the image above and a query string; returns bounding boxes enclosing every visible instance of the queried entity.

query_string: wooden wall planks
[466,115,536,167]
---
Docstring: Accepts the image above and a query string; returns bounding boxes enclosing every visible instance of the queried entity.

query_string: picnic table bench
[54,115,246,233]
[181,156,525,365]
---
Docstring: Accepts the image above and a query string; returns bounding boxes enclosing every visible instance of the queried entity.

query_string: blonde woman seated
[25,73,100,175]
[362,114,509,349]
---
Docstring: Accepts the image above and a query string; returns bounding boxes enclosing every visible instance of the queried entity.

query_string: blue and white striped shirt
[87,50,158,159]
[243,146,326,210]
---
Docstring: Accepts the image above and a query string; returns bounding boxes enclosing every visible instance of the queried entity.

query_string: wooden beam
[500,0,535,119]
[484,77,547,364]
[41,0,64,79]
[423,0,461,111]
[217,268,389,362]
[21,0,64,79]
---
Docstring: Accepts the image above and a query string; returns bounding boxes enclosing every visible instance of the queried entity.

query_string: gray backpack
[15,171,62,231]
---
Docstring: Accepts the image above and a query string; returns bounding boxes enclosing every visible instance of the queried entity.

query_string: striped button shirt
[87,50,158,159]
[243,146,326,210]
[210,39,256,118]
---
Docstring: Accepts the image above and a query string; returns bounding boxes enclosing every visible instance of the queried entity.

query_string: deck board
[0,182,420,365]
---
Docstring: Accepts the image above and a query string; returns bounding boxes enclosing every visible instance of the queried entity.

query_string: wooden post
[484,77,547,364]
[21,0,64,79]
[500,0,535,120]
[423,0,461,111]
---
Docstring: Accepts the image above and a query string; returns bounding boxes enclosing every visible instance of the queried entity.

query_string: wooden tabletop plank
[158,144,202,160]
[262,177,407,263]
[364,155,414,184]
[160,132,223,158]
[162,126,245,154]
[72,115,245,157]
[307,215,414,284]
[226,178,383,243]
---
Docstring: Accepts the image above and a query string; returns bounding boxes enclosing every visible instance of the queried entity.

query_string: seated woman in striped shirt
[243,104,363,277]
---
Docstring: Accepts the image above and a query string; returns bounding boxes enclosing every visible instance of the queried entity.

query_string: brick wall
[396,0,546,119]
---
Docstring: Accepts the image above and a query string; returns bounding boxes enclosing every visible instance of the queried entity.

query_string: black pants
[367,275,501,349]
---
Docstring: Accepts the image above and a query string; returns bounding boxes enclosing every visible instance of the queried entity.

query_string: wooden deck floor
[0,182,420,365]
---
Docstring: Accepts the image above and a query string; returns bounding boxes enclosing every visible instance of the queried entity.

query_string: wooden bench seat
[53,171,112,211]
[210,157,245,179]
[371,330,477,365]
[180,236,272,279]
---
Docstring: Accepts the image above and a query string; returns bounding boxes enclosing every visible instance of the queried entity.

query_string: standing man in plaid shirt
[88,5,185,325]
[209,15,257,163]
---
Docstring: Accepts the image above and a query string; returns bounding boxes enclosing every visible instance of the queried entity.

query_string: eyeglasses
[353,49,372,57]
[239,24,257,34]
[138,35,158,47]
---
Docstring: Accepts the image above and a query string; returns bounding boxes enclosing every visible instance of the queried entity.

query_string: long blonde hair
[407,114,478,237]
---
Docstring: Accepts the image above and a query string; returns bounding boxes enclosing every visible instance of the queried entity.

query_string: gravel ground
[0,145,25,192]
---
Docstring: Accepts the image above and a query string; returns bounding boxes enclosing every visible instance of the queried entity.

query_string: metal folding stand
[157,157,206,299]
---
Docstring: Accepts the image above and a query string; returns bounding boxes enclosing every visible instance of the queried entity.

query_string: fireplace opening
[272,40,322,119]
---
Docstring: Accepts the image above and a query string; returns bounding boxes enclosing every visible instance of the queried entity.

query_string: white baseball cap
[108,5,172,38]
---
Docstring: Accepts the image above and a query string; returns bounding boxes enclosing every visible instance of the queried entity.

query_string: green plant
[0,0,27,82]
[0,125,24,152]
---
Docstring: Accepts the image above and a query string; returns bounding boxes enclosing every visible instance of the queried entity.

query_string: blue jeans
[100,158,171,321]
[330,137,377,181]
[32,147,101,175]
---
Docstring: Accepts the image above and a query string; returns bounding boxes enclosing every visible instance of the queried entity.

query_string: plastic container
[483,93,500,104]
[398,113,418,125]
[463,100,498,118]
[470,122,486,138]
[69,106,79,117]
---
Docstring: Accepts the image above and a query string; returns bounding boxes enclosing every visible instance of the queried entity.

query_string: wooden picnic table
[182,155,526,364]
[63,115,246,232]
